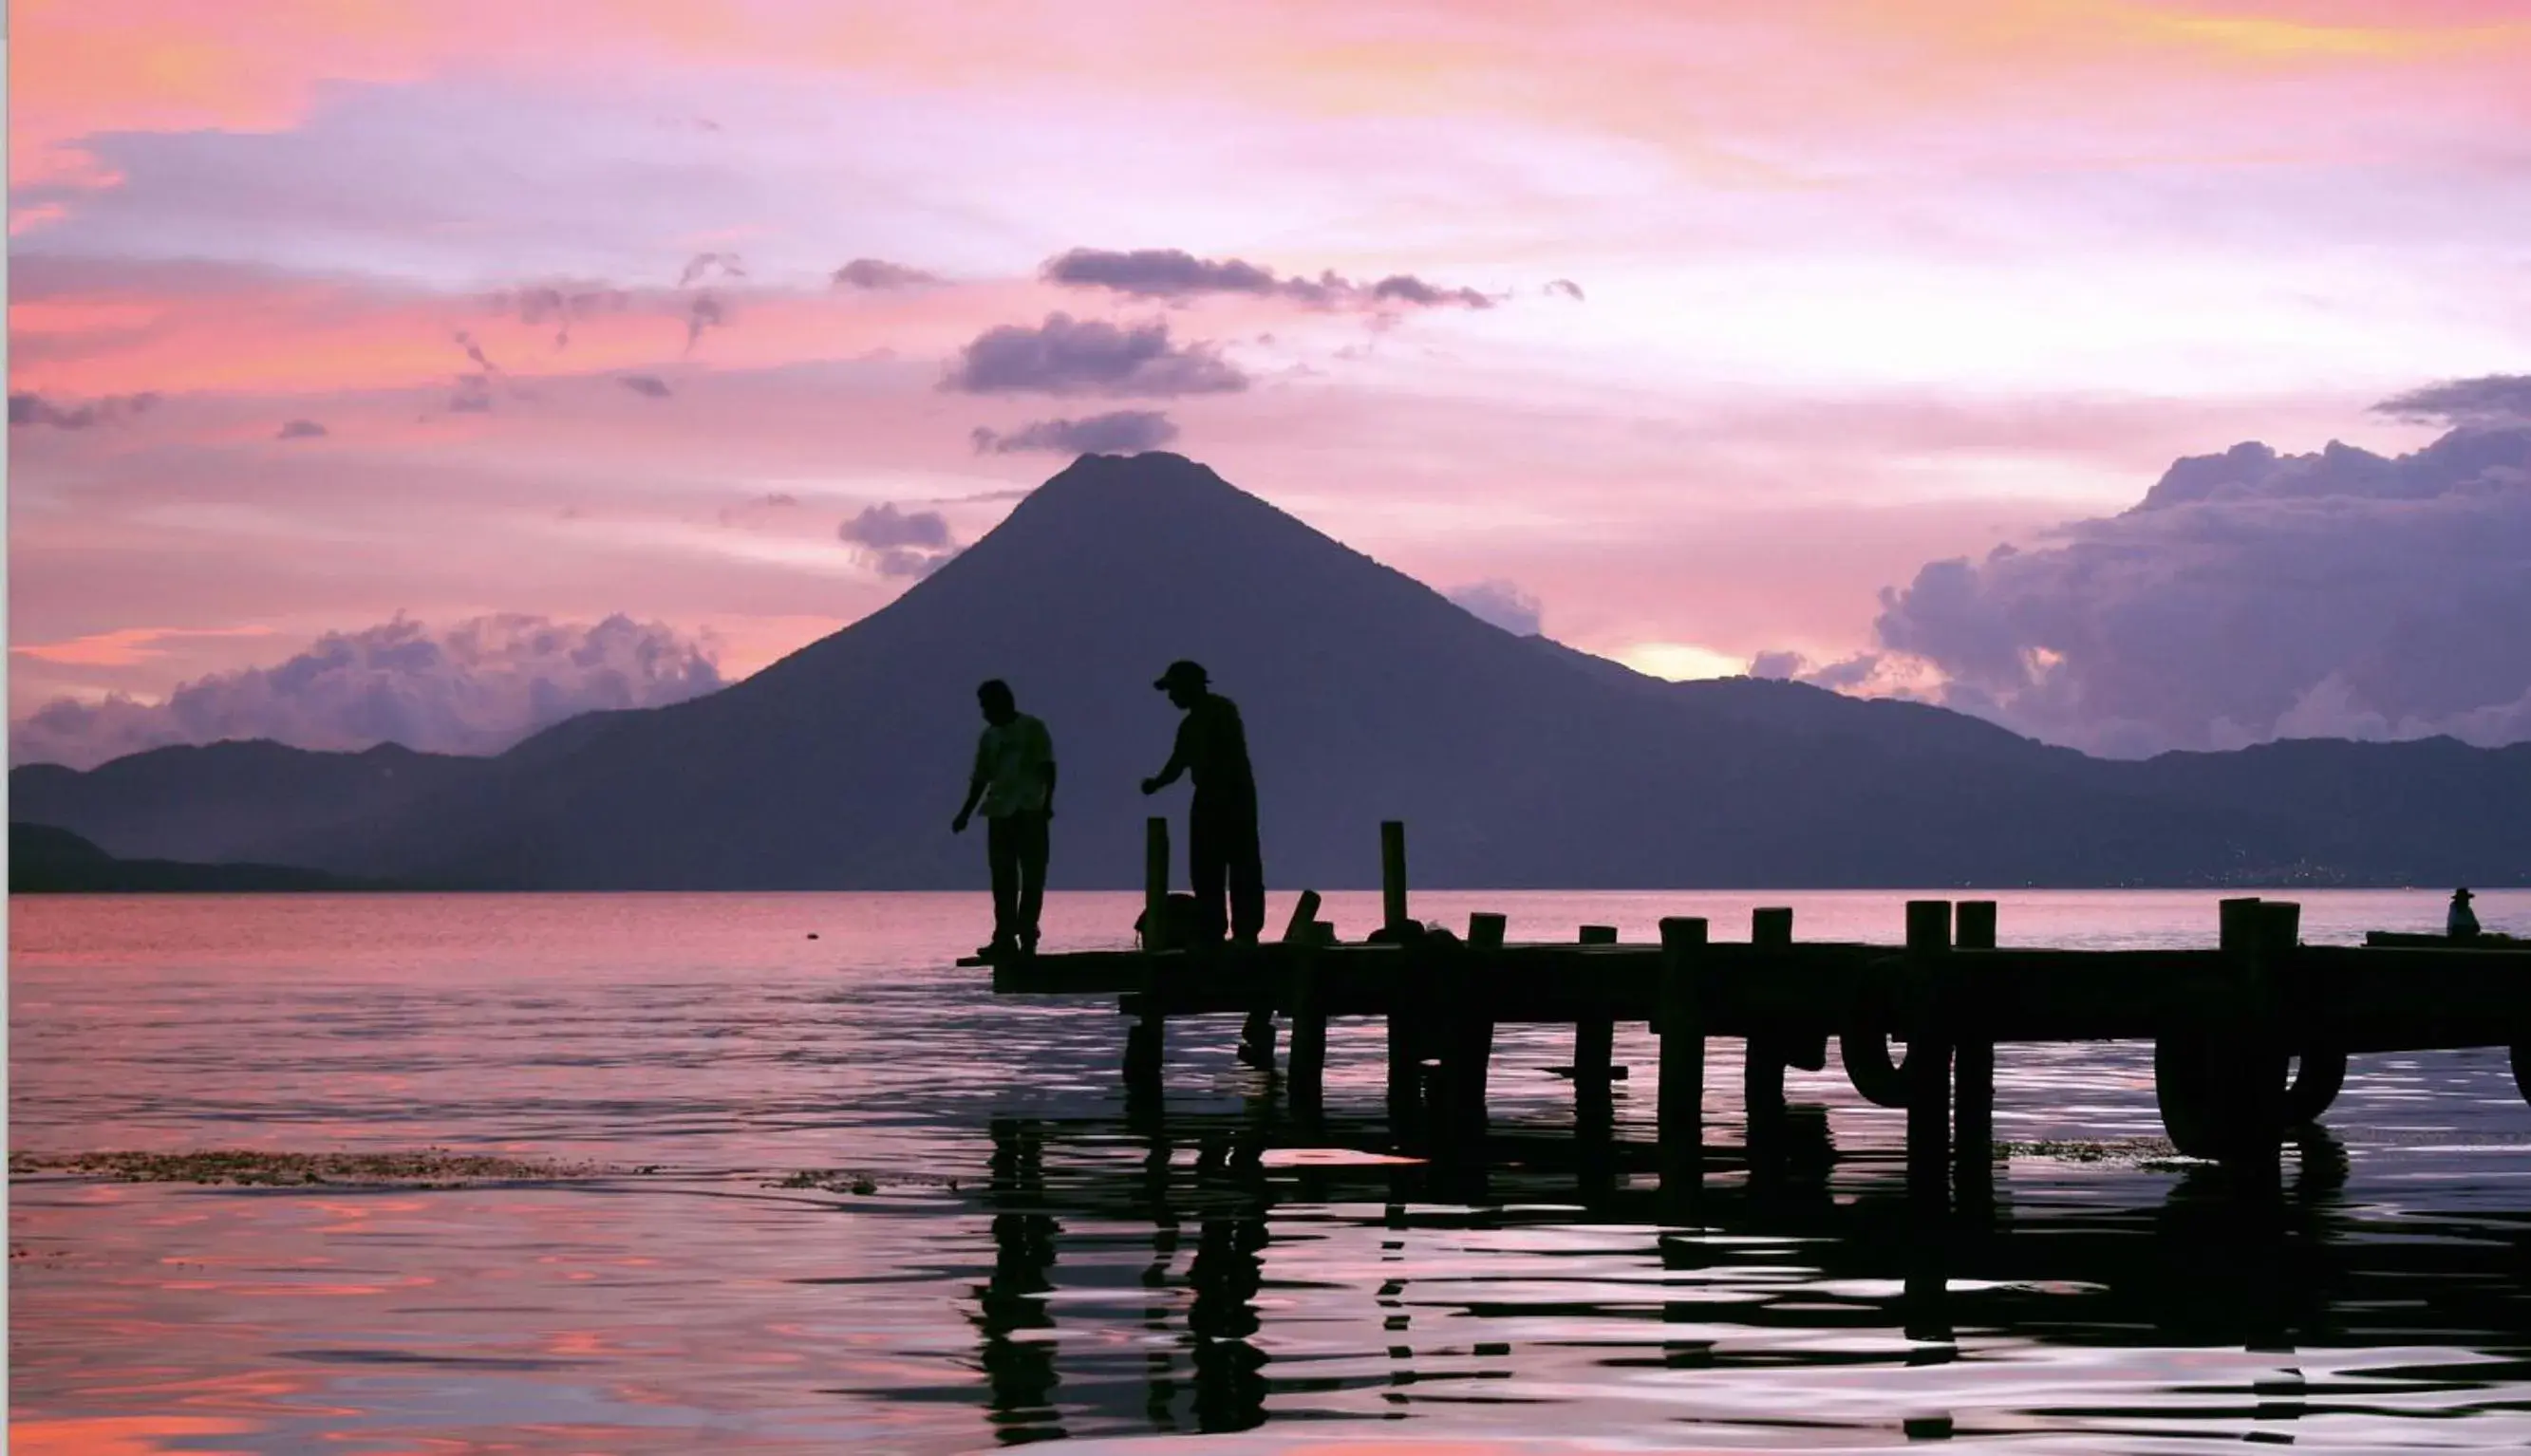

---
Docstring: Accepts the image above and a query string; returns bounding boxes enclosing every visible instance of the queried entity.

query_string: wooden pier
[973,820,2531,1201]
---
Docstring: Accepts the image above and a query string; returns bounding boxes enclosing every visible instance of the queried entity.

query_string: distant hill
[13,452,2529,889]
[9,822,387,893]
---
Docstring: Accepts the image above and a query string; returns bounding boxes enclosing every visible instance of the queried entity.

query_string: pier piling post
[1437,913,1507,1154]
[1379,820,1410,933]
[1285,891,1325,1104]
[1574,924,1619,1130]
[1143,817,1172,952]
[2161,899,2291,1189]
[1658,917,1710,1207]
[1123,994,1167,1101]
[1127,816,1172,1095]
[1745,908,1795,1131]
[2231,901,2298,1192]
[1380,820,1426,1137]
[1952,901,1997,1207]
[1256,890,1322,1085]
[1288,936,1326,1122]
[1903,900,1955,1212]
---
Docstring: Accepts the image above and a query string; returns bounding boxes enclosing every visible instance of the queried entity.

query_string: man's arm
[1033,719,1059,816]
[953,737,989,832]
[1141,717,1191,794]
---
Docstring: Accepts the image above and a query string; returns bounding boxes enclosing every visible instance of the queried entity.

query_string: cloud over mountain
[9,614,723,769]
[942,312,1247,397]
[2372,373,2531,429]
[1447,579,1544,636]
[1041,247,1493,310]
[970,409,1179,455]
[838,502,961,578]
[1866,413,2531,756]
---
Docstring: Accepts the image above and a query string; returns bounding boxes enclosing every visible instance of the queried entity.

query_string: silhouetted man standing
[2449,887,2481,940]
[1142,660,1264,944]
[953,680,1056,957]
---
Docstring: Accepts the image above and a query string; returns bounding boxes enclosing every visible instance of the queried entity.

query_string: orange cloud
[9,1416,256,1456]
[8,263,1053,399]
[13,0,2521,221]
[12,625,278,667]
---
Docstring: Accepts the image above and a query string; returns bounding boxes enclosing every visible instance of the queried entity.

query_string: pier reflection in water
[956,1089,2531,1447]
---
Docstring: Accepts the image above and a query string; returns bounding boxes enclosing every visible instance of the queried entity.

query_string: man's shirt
[1172,695,1255,803]
[974,713,1055,817]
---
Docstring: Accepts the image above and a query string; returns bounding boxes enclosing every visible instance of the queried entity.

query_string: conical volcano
[18,451,2531,890]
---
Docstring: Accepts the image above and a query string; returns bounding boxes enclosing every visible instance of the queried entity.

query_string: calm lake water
[11,888,2531,1454]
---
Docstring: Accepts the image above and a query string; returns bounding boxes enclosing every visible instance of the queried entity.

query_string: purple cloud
[2372,374,2531,429]
[9,391,160,430]
[839,502,953,551]
[447,374,496,413]
[1446,579,1544,636]
[9,613,723,769]
[832,258,941,289]
[275,419,328,439]
[678,252,746,288]
[838,502,961,578]
[942,312,1247,397]
[684,295,725,353]
[490,283,633,348]
[618,374,673,399]
[1041,247,1495,311]
[1870,416,2531,756]
[1546,278,1586,302]
[970,409,1179,456]
[869,546,960,579]
[1368,273,1490,308]
[453,328,502,375]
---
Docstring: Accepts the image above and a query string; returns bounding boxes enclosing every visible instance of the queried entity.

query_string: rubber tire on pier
[2153,1036,2229,1158]
[1839,1027,1913,1110]
[2284,1048,2347,1125]
[2156,1035,2298,1159]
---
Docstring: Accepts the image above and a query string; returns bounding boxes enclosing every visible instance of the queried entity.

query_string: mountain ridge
[14,452,2528,889]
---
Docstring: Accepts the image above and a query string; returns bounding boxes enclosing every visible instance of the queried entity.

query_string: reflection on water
[11,889,2531,1452]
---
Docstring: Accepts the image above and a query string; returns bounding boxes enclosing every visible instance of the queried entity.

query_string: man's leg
[1016,811,1049,951]
[985,814,1020,947]
[1229,823,1266,943]
[1189,799,1229,943]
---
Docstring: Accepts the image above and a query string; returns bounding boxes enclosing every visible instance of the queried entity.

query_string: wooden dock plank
[968,938,2531,1053]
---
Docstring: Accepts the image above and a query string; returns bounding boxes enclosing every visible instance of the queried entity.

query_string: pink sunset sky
[10,0,2531,767]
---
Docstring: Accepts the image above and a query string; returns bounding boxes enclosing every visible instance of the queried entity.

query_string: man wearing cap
[1142,660,1265,944]
[952,679,1057,958]
[2448,887,2481,941]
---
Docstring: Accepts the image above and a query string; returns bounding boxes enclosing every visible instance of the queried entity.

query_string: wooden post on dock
[1904,900,1955,1211]
[1126,817,1172,1092]
[1143,817,1172,951]
[1574,924,1619,1129]
[1287,922,1326,1122]
[1380,820,1410,932]
[1380,820,1424,1134]
[1247,891,1322,1077]
[2158,897,2291,1185]
[2230,901,2297,1190]
[1745,908,1794,1129]
[1285,974,1322,1104]
[1952,901,1997,1205]
[1658,917,1709,1204]
[1438,912,1508,1150]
